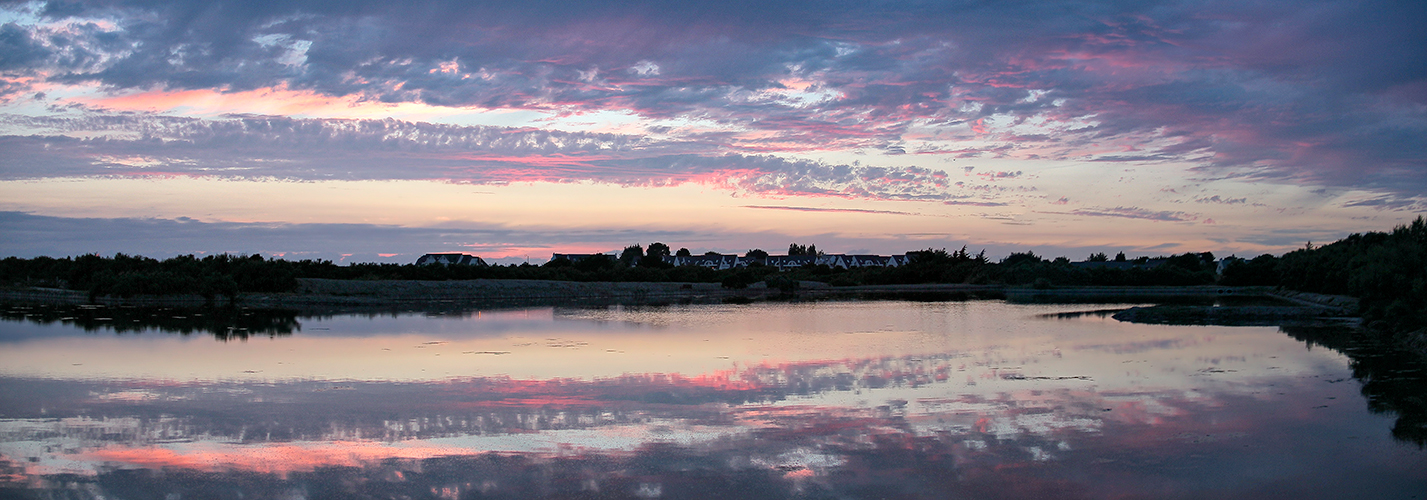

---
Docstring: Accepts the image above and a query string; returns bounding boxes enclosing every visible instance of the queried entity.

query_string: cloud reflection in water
[1,301,1424,497]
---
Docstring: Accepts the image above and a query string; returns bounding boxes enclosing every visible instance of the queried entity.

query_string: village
[417,249,1215,273]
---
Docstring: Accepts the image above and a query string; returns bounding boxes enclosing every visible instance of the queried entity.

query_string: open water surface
[0,299,1423,499]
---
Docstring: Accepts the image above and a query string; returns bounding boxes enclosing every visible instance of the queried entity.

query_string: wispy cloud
[1040,206,1199,222]
[0,211,714,261]
[1341,195,1427,211]
[1194,195,1247,205]
[944,200,1010,207]
[741,205,921,216]
[0,114,985,203]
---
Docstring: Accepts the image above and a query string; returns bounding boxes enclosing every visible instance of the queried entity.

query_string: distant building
[662,253,911,270]
[1069,258,1168,270]
[415,253,488,266]
[763,255,816,270]
[847,254,911,268]
[665,254,741,270]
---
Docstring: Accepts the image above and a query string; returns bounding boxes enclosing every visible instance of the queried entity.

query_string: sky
[0,0,1424,265]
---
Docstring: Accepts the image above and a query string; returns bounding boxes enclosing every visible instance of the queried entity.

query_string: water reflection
[0,303,299,340]
[1,371,1418,498]
[1282,324,1427,446]
[1,300,1424,498]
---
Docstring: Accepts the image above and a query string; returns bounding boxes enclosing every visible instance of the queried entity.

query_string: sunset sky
[1,0,1423,264]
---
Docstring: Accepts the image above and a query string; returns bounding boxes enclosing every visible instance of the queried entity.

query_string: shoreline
[1,280,1281,309]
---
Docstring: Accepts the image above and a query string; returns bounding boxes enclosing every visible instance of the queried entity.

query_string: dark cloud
[0,22,51,71]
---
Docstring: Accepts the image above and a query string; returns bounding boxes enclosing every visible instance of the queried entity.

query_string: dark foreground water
[0,300,1423,499]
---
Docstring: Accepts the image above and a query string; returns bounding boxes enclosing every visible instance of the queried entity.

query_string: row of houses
[549,252,913,271]
[1067,259,1169,271]
[423,251,1234,274]
[666,253,913,271]
[415,253,489,266]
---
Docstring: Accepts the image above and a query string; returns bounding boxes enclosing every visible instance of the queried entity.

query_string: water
[0,300,1423,499]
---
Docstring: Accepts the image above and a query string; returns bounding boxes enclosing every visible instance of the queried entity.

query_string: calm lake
[1,299,1424,499]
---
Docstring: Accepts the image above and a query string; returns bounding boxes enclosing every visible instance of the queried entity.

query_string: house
[847,255,907,268]
[816,254,853,269]
[1069,258,1169,270]
[661,253,912,270]
[763,255,817,270]
[664,254,740,270]
[415,253,488,266]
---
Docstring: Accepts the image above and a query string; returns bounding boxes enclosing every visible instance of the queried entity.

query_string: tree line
[2,217,1423,333]
[1219,216,1427,334]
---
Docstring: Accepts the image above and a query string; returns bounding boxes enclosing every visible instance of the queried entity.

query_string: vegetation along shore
[3,217,1424,354]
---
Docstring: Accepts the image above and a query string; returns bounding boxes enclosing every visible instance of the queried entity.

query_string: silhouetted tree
[1088,252,1109,262]
[1220,254,1278,286]
[793,242,827,255]
[1001,251,1042,266]
[638,243,674,268]
[573,254,617,272]
[619,245,644,267]
[675,248,691,257]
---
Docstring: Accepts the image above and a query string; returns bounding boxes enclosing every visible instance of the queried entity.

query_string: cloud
[741,205,921,216]
[1340,195,1427,211]
[943,200,1009,207]
[0,211,713,262]
[1194,195,1247,205]
[0,211,999,262]
[0,114,981,203]
[0,22,51,72]
[0,0,1422,196]
[974,170,1023,181]
[1040,206,1198,222]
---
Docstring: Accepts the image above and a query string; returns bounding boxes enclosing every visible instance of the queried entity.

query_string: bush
[764,275,801,294]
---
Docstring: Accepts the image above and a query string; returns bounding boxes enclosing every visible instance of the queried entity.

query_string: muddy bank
[1003,285,1271,303]
[1111,305,1357,327]
[1108,287,1362,328]
[276,278,738,305]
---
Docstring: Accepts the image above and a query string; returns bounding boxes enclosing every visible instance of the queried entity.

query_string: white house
[415,253,488,266]
[661,253,911,270]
